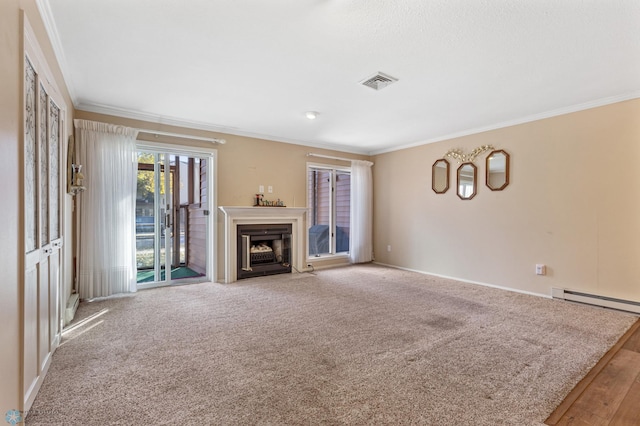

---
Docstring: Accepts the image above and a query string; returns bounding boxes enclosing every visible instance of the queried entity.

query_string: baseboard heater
[64,293,80,326]
[552,288,640,315]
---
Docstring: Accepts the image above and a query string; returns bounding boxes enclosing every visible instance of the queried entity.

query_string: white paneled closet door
[23,17,65,411]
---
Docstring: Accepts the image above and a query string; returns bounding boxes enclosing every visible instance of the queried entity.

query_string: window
[307,165,350,257]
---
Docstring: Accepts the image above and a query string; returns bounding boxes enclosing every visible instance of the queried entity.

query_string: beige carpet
[27,264,637,425]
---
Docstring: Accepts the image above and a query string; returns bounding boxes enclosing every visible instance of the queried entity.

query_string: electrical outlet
[268,185,273,193]
[387,245,392,252]
[259,185,264,193]
[536,264,546,275]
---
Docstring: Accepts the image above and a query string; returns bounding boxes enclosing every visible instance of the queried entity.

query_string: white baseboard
[372,262,550,299]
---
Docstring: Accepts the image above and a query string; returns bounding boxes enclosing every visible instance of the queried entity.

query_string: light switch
[268,185,273,193]
[259,185,264,193]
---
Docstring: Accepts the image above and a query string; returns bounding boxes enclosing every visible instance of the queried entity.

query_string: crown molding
[368,91,640,156]
[76,102,372,156]
[35,0,78,104]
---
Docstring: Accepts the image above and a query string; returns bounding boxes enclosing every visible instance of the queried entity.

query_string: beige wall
[1,0,74,415]
[1,0,22,415]
[74,110,369,280]
[373,99,640,301]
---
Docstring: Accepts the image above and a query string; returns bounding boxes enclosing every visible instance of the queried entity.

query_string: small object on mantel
[254,194,286,207]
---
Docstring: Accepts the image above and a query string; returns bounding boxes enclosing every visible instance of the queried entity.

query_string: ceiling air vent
[360,72,398,91]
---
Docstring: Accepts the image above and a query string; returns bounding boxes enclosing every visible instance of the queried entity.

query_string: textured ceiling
[40,0,640,154]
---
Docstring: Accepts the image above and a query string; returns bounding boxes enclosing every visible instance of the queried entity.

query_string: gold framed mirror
[457,162,477,200]
[432,159,450,194]
[486,149,510,191]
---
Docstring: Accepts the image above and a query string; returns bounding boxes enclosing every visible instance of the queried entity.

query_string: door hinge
[203,210,210,216]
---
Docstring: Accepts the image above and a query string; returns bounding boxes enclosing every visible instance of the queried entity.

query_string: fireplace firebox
[237,224,292,279]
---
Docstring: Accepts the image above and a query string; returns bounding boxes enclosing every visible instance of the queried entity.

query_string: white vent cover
[360,72,398,91]
[552,288,640,314]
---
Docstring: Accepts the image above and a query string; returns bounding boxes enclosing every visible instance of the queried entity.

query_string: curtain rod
[138,128,226,145]
[306,152,374,165]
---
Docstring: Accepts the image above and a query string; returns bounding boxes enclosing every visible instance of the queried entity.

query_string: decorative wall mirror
[432,159,450,194]
[457,163,477,200]
[486,149,510,191]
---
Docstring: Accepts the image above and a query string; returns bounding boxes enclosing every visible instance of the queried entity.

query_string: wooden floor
[545,318,640,426]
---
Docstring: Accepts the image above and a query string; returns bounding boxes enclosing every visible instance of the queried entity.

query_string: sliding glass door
[136,150,211,288]
[135,152,171,285]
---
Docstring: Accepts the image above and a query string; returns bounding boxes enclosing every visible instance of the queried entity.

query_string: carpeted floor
[27,264,637,425]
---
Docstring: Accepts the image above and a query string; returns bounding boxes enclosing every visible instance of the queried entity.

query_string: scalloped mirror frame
[457,162,477,200]
[432,158,450,194]
[486,149,510,191]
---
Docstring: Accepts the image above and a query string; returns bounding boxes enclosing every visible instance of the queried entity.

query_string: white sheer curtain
[349,160,374,263]
[75,119,138,299]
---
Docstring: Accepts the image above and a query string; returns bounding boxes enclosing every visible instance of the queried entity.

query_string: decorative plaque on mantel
[254,193,286,207]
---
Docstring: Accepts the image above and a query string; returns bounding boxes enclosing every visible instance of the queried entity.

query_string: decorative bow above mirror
[444,145,494,164]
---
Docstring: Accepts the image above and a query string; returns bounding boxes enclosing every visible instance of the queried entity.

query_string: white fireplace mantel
[219,206,307,283]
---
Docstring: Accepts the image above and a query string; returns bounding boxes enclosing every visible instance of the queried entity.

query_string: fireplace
[237,223,292,279]
[219,206,307,283]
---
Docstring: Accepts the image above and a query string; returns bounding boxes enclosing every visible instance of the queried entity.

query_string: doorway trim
[136,140,217,287]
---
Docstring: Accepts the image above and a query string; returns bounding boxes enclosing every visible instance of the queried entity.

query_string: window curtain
[349,160,373,263]
[75,119,138,299]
